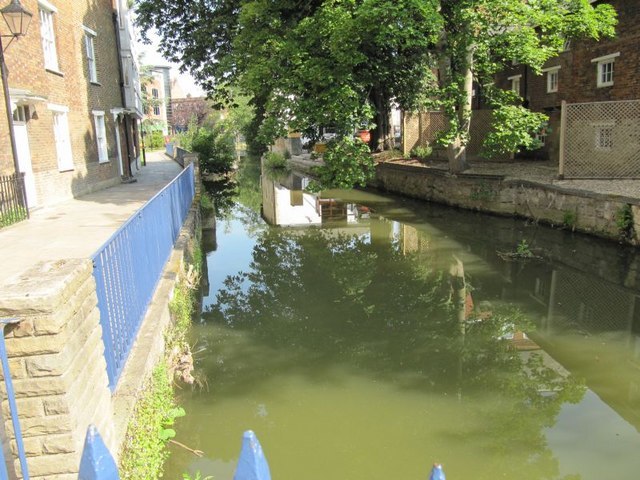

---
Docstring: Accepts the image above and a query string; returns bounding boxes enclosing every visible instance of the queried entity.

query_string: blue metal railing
[92,163,195,390]
[77,426,447,480]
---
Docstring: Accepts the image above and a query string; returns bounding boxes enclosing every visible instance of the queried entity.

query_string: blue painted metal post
[429,463,446,480]
[78,425,119,480]
[0,318,29,480]
[233,431,271,480]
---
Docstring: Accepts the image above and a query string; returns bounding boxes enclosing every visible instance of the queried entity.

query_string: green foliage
[263,151,288,170]
[119,361,180,480]
[309,137,375,191]
[410,145,433,162]
[615,204,635,241]
[192,125,236,175]
[515,240,533,258]
[482,106,549,158]
[200,192,214,213]
[563,210,577,230]
[145,131,165,150]
[136,0,617,173]
[0,207,27,227]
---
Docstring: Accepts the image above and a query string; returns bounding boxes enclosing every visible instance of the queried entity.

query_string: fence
[560,99,640,179]
[402,110,507,161]
[92,163,195,390]
[0,173,28,228]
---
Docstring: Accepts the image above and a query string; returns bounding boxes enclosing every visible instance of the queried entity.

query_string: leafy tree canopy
[135,0,616,173]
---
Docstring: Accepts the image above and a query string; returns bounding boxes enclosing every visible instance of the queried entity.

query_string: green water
[164,167,640,480]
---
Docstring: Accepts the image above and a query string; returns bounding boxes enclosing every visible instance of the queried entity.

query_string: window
[543,66,560,93]
[595,124,613,151]
[152,88,160,115]
[49,104,73,171]
[508,75,521,95]
[93,111,108,163]
[534,131,547,147]
[84,27,97,83]
[39,1,59,72]
[13,106,28,123]
[592,52,620,88]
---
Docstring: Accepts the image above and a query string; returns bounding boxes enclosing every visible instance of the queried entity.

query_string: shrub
[309,137,374,191]
[145,131,165,150]
[410,145,433,161]
[192,125,235,175]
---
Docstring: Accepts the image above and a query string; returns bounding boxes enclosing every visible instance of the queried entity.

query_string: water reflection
[167,163,640,480]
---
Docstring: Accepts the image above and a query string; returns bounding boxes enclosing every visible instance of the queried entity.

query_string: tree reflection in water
[202,224,586,480]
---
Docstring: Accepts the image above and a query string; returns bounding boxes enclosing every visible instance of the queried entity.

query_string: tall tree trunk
[371,89,393,151]
[447,46,473,173]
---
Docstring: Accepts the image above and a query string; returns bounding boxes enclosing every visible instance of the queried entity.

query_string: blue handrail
[92,163,195,390]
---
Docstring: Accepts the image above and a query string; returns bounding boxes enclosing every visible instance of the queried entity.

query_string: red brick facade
[0,0,135,209]
[493,0,638,162]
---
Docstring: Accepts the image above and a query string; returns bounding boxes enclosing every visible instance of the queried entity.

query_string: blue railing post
[0,318,29,480]
[233,431,271,480]
[78,425,119,480]
[429,463,446,480]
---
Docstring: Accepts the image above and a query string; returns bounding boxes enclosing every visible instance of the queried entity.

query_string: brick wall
[0,0,126,208]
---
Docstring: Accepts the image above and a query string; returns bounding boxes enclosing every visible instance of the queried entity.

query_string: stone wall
[374,162,640,246]
[0,260,113,479]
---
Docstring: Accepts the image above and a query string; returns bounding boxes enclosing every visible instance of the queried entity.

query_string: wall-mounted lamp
[1,0,33,38]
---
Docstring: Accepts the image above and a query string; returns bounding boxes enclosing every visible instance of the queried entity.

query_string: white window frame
[92,111,109,163]
[534,132,547,147]
[48,104,74,171]
[83,26,98,83]
[591,52,620,88]
[508,75,522,95]
[543,66,560,93]
[39,1,59,72]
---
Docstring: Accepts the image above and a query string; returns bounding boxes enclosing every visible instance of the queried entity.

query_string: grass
[0,207,27,228]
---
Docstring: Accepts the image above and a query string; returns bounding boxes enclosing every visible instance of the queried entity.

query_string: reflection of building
[260,169,369,227]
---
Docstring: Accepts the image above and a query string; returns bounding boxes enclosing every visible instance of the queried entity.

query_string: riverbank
[373,158,640,246]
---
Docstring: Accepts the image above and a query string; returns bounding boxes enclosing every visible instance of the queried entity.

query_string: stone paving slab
[0,151,182,286]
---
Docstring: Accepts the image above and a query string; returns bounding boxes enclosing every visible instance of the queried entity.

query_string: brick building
[0,0,142,210]
[171,96,209,132]
[494,0,639,162]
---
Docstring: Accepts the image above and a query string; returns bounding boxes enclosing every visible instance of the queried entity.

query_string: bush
[410,145,433,161]
[309,137,374,191]
[145,131,165,150]
[192,125,235,174]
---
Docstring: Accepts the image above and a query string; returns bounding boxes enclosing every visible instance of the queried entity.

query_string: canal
[164,160,640,480]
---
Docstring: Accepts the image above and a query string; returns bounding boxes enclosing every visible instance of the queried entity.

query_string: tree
[430,0,617,171]
[135,0,616,176]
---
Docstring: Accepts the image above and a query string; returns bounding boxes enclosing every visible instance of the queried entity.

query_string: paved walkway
[0,151,182,285]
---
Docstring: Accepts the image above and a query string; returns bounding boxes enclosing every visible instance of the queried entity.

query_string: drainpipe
[112,11,133,179]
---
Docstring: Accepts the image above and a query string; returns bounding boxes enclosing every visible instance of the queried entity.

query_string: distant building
[0,0,143,210]
[142,65,171,135]
[171,97,210,132]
